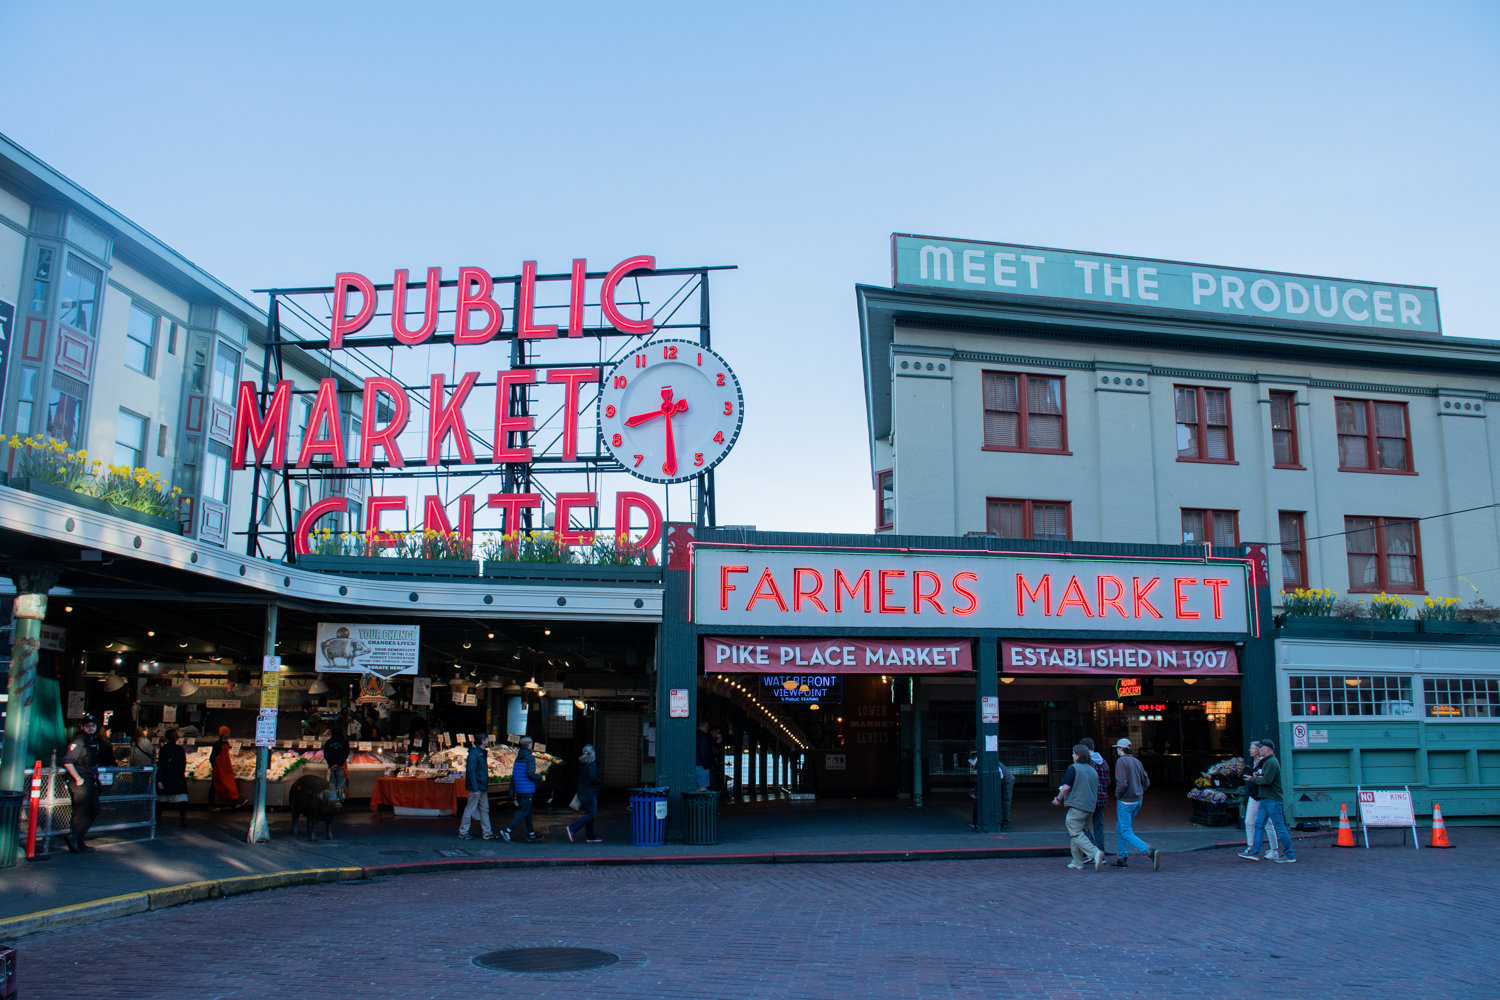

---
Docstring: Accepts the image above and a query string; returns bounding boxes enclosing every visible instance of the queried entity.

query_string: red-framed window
[1278,511,1307,590]
[876,469,894,531]
[1270,391,1301,468]
[982,372,1069,454]
[1336,398,1413,474]
[1175,386,1234,462]
[1345,516,1423,593]
[987,498,1071,541]
[1181,508,1238,547]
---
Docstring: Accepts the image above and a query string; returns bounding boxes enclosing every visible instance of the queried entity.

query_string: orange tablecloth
[369,777,461,814]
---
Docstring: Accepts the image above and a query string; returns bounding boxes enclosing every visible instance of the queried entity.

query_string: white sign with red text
[693,547,1250,634]
[704,637,972,674]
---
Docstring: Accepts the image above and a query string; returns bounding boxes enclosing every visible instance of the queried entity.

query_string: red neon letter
[614,491,662,564]
[366,495,408,552]
[555,492,597,547]
[391,267,441,345]
[793,569,826,613]
[292,497,347,556]
[231,380,291,470]
[547,367,600,461]
[600,255,656,335]
[746,568,788,612]
[493,370,536,462]
[1097,575,1127,619]
[455,266,503,344]
[359,376,409,468]
[913,570,945,614]
[427,372,478,465]
[1133,577,1163,619]
[486,492,542,535]
[1204,578,1230,619]
[878,570,907,613]
[1175,577,1201,619]
[1017,573,1052,616]
[329,272,375,350]
[422,494,474,542]
[517,260,559,339]
[1056,576,1095,617]
[720,565,749,610]
[295,378,347,468]
[567,258,586,337]
[951,572,979,616]
[834,569,871,612]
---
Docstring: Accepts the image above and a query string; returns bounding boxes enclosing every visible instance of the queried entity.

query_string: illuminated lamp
[809,704,820,711]
[177,674,200,697]
[1183,678,1198,685]
[524,677,542,691]
[307,675,330,695]
[1000,677,1015,685]
[1345,678,1362,686]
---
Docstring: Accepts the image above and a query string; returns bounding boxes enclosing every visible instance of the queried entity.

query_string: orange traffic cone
[1430,803,1453,848]
[1336,803,1356,847]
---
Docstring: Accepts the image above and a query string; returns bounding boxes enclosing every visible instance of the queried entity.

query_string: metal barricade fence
[17,765,157,855]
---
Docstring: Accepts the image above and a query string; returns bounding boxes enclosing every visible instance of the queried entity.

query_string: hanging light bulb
[307,675,330,695]
[102,670,126,692]
[487,633,495,639]
[524,676,542,691]
[178,673,199,697]
[463,642,472,649]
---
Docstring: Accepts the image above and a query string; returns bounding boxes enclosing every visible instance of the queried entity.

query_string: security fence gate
[16,765,157,856]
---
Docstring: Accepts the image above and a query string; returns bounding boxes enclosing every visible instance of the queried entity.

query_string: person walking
[499,736,543,843]
[1081,737,1111,856]
[155,728,189,827]
[566,744,603,843]
[322,722,351,803]
[695,720,714,791]
[1240,739,1296,863]
[1109,739,1160,870]
[210,726,244,809]
[968,754,1015,830]
[1242,740,1281,860]
[458,734,497,840]
[128,727,155,768]
[1052,744,1104,871]
[61,714,102,853]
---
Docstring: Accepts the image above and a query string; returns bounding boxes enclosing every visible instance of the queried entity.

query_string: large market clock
[599,339,743,484]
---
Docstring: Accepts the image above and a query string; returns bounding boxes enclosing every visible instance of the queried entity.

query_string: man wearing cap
[1052,744,1104,871]
[1242,740,1280,860]
[61,715,102,853]
[1240,739,1296,863]
[1110,738,1160,870]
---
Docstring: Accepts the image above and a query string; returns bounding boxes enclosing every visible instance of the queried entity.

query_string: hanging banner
[315,623,421,676]
[705,637,972,674]
[1002,640,1238,675]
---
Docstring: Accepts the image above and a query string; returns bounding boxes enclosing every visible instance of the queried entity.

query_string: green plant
[1281,588,1336,616]
[9,434,94,492]
[1456,598,1500,624]
[1417,597,1460,621]
[1367,593,1414,620]
[591,532,655,566]
[95,463,181,518]
[394,529,472,560]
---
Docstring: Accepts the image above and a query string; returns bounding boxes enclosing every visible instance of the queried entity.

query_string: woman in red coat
[210,726,243,808]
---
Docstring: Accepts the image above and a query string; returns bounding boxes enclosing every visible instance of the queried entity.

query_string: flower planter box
[295,554,479,579]
[1419,620,1500,637]
[480,561,661,587]
[1277,616,1419,636]
[7,476,184,535]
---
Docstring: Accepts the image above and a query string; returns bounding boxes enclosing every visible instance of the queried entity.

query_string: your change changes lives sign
[315,622,421,677]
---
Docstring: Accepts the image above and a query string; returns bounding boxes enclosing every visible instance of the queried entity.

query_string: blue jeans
[509,793,535,836]
[695,766,711,789]
[567,795,598,839]
[1250,800,1294,859]
[1115,799,1151,856]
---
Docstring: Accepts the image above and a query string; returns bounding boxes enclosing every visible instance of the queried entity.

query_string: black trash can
[681,790,720,846]
[0,790,24,868]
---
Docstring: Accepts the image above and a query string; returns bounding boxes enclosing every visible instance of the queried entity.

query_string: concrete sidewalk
[0,791,1308,921]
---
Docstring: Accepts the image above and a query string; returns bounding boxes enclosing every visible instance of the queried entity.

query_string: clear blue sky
[3,2,1496,534]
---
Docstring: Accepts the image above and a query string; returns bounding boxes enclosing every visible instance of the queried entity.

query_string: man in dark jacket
[500,736,542,843]
[1081,737,1111,857]
[695,721,714,791]
[566,744,603,843]
[61,715,102,853]
[1240,739,1296,862]
[1052,744,1104,871]
[458,734,496,839]
[322,724,351,802]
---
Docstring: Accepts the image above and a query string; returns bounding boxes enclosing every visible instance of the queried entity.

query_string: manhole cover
[474,947,620,973]
[380,850,418,856]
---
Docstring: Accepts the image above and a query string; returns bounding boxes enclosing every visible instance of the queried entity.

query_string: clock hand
[661,398,689,475]
[625,386,679,428]
[624,410,663,428]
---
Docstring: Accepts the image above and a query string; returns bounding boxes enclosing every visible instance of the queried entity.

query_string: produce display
[424,743,561,779]
[1187,756,1245,804]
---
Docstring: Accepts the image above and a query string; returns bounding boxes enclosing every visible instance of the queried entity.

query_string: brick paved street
[13,831,1499,999]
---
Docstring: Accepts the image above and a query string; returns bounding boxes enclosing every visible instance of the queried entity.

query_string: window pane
[212,345,240,404]
[1347,553,1379,587]
[1338,435,1370,468]
[990,501,1024,539]
[1270,395,1292,429]
[983,374,1018,412]
[1176,421,1199,458]
[1335,400,1366,435]
[58,256,100,334]
[1211,511,1237,548]
[1032,503,1068,541]
[1346,518,1378,553]
[879,472,894,527]
[1205,426,1229,459]
[1273,429,1294,465]
[47,384,85,446]
[1374,403,1405,438]
[1181,509,1204,543]
[1281,550,1304,589]
[1384,520,1417,586]
[1376,436,1407,470]
[1204,390,1228,426]
[126,305,156,375]
[1027,413,1063,450]
[115,410,147,469]
[1173,388,1196,424]
[1027,377,1062,415]
[1278,513,1302,551]
[984,412,1018,448]
[203,442,231,503]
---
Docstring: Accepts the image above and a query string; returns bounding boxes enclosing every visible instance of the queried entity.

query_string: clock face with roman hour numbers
[598,339,744,484]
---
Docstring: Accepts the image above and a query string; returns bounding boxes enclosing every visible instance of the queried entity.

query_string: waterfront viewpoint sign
[694,546,1251,635]
[892,234,1441,335]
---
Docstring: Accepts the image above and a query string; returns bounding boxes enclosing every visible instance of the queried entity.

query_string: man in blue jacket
[459,734,498,840]
[500,736,543,843]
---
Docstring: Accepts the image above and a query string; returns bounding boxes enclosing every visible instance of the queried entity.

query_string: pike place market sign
[693,546,1251,635]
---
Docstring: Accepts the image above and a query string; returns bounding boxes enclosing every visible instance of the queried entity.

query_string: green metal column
[1239,545,1278,746]
[0,565,59,864]
[656,524,698,839]
[247,604,277,844]
[974,637,1001,831]
[911,676,923,808]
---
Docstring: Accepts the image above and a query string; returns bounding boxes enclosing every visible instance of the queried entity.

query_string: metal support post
[974,637,1001,831]
[912,676,924,808]
[1,565,59,865]
[247,604,277,843]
